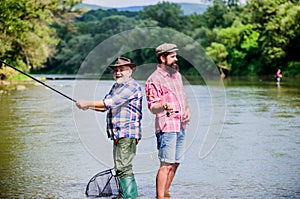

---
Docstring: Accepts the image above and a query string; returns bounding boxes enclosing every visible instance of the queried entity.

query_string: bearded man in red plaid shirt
[76,57,142,199]
[145,43,191,198]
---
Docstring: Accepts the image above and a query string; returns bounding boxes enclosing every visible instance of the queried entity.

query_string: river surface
[0,77,299,198]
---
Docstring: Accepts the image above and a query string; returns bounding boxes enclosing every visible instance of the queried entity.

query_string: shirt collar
[157,65,170,78]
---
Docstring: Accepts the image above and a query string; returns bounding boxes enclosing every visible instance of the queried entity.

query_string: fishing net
[85,168,121,197]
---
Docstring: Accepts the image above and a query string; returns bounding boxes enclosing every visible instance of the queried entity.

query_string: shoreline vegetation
[0,81,27,94]
[1,74,298,88]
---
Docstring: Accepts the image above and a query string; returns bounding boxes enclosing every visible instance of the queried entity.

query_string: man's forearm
[76,100,106,111]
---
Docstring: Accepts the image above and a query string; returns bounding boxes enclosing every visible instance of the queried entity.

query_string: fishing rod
[0,59,77,103]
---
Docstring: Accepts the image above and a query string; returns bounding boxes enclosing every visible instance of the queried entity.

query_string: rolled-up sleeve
[103,97,113,109]
[104,84,137,109]
[145,81,161,112]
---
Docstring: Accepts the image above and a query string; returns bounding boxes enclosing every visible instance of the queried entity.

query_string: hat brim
[109,63,136,69]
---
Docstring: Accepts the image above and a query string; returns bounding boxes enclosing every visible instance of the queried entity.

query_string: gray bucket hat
[155,43,178,57]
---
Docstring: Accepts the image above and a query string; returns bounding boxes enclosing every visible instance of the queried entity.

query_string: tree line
[1,0,299,79]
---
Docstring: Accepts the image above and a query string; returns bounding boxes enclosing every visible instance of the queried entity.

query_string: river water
[0,77,299,198]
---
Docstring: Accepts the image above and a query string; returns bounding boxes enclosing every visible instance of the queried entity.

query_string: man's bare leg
[164,163,179,196]
[156,163,172,198]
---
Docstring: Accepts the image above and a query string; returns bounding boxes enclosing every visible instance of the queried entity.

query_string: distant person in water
[276,69,282,86]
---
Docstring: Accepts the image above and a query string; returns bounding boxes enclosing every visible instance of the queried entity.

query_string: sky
[82,0,210,8]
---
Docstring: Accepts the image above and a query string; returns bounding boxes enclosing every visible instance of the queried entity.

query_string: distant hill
[75,3,208,15]
[179,3,208,15]
[116,6,145,12]
[74,3,106,10]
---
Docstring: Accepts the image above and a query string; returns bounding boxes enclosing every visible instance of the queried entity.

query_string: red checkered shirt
[145,66,188,132]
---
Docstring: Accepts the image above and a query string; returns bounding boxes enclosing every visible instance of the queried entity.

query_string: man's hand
[162,103,173,111]
[182,107,191,123]
[76,100,90,110]
[151,102,173,114]
[76,99,107,112]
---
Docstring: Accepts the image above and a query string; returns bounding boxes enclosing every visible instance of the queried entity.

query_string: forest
[1,0,300,79]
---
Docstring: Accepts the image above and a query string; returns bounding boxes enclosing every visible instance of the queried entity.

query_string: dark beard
[166,63,178,75]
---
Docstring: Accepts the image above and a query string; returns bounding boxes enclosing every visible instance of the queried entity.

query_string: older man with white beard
[76,57,142,199]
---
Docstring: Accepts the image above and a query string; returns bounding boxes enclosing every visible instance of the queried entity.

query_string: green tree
[206,42,229,68]
[47,15,141,73]
[244,0,300,74]
[0,0,81,76]
[30,0,300,77]
[139,2,185,30]
[201,0,229,29]
[216,20,262,75]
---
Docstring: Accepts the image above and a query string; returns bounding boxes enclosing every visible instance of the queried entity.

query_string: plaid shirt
[103,78,142,140]
[145,65,187,132]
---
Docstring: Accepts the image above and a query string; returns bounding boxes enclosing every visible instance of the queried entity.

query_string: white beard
[116,76,130,84]
[115,69,132,84]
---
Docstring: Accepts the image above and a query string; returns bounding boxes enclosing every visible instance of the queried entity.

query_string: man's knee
[159,162,173,172]
[116,165,133,178]
[173,163,179,169]
[169,163,179,173]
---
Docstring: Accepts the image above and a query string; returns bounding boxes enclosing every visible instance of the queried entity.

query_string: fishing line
[0,59,77,103]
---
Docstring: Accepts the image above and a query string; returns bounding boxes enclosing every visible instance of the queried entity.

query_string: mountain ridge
[75,2,208,15]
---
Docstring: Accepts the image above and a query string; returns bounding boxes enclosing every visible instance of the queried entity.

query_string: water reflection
[0,78,299,198]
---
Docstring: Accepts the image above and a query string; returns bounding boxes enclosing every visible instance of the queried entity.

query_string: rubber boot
[119,176,138,199]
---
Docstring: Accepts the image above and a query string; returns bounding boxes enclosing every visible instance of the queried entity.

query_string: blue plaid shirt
[103,78,142,140]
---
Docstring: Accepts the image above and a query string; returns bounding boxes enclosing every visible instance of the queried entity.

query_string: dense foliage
[0,0,81,73]
[1,0,300,78]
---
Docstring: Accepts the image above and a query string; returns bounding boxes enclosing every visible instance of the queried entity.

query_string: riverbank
[0,79,44,93]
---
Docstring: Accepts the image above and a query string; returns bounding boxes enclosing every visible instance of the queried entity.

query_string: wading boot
[119,175,138,199]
